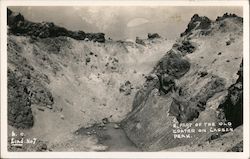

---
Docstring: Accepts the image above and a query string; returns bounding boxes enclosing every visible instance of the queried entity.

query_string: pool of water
[76,122,140,152]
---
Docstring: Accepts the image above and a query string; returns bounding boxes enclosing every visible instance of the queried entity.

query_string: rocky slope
[122,13,243,151]
[7,8,174,151]
[7,8,243,152]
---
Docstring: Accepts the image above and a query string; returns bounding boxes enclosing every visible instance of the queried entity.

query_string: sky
[9,6,243,40]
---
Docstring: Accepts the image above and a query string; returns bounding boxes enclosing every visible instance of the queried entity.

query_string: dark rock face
[148,33,161,39]
[85,33,105,43]
[7,8,24,27]
[8,69,34,128]
[130,50,191,112]
[7,8,105,42]
[7,37,54,129]
[155,50,191,78]
[219,61,243,128]
[181,14,211,37]
[8,38,54,107]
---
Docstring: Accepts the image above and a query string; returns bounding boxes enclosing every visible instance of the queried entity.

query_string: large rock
[154,50,191,78]
[173,40,196,56]
[135,37,145,45]
[121,50,192,151]
[180,14,211,37]
[85,33,105,43]
[148,33,161,39]
[119,81,133,96]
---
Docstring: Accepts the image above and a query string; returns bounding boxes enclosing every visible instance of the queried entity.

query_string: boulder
[148,33,161,39]
[85,33,105,43]
[119,81,133,96]
[155,50,190,78]
[135,37,145,45]
[173,40,196,56]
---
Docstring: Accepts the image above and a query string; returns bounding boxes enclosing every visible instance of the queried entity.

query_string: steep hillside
[122,13,243,151]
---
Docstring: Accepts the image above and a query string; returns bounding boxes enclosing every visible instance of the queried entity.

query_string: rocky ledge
[7,8,105,42]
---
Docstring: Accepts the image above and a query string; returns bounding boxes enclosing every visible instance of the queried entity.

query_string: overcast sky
[9,6,242,40]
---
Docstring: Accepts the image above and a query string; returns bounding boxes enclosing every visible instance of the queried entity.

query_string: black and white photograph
[0,0,249,158]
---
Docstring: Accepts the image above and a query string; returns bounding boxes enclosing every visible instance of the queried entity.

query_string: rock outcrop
[218,61,243,129]
[173,40,196,56]
[148,33,161,39]
[8,69,34,128]
[135,37,146,45]
[7,37,54,128]
[216,13,243,22]
[7,8,105,42]
[180,14,212,37]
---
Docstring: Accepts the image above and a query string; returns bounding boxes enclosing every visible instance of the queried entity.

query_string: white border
[1,0,249,158]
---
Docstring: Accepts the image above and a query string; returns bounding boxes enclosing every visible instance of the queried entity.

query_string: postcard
[1,0,249,158]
